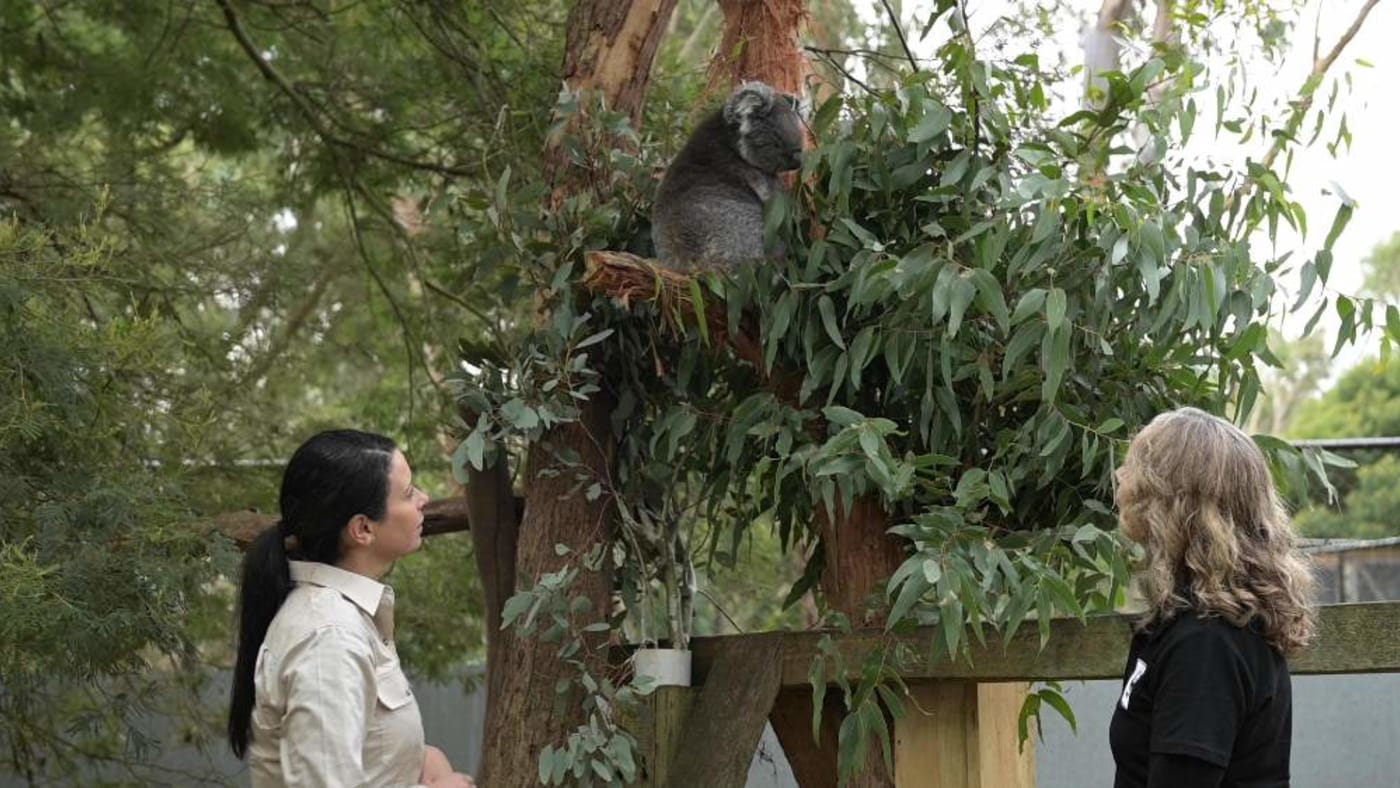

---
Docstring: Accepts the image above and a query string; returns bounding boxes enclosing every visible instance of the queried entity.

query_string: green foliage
[1247,331,1330,436]
[1292,357,1400,440]
[1284,357,1400,539]
[0,211,239,782]
[1362,231,1400,300]
[457,0,1377,779]
[1294,455,1400,539]
[501,562,648,788]
[1,0,581,778]
[1283,223,1400,539]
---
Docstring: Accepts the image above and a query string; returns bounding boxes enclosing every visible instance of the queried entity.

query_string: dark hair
[227,429,397,758]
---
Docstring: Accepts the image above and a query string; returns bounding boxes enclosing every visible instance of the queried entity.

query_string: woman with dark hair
[227,429,475,788]
[1111,407,1316,788]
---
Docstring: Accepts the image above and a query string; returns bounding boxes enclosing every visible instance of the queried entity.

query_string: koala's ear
[723,81,776,127]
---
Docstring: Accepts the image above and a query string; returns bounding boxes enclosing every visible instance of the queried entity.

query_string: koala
[651,81,805,270]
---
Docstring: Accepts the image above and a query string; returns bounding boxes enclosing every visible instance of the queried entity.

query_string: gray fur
[651,81,804,270]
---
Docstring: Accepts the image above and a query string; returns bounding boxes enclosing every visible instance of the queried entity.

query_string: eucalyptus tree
[458,0,1383,782]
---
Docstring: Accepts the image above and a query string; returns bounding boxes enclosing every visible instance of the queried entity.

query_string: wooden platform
[634,602,1400,787]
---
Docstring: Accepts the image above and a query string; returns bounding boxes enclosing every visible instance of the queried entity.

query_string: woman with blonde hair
[1110,407,1315,788]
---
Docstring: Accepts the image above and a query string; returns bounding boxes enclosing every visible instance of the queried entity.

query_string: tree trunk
[1083,0,1135,110]
[710,0,813,95]
[469,1,678,783]
[705,3,899,784]
[817,495,905,629]
[478,396,619,784]
[817,495,904,787]
[543,0,680,203]
[463,450,519,729]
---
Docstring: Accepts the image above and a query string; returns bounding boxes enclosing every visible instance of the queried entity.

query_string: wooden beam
[664,633,786,787]
[973,682,1035,788]
[768,688,839,788]
[688,602,1400,687]
[215,496,472,550]
[1294,601,1400,674]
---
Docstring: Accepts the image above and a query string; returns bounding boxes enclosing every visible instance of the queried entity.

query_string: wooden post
[631,686,697,787]
[893,681,1035,788]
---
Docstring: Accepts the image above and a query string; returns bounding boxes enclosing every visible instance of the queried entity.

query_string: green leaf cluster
[500,564,649,788]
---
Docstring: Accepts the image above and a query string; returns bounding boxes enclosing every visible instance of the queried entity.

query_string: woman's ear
[344,514,376,548]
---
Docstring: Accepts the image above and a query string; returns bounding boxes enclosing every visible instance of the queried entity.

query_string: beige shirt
[248,561,426,788]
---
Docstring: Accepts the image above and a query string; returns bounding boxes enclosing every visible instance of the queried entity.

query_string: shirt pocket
[375,664,415,711]
[368,664,425,782]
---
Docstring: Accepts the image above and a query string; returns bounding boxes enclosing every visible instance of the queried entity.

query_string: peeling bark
[471,1,679,783]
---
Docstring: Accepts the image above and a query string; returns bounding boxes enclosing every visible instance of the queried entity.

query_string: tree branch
[1230,0,1381,228]
[803,46,880,95]
[1261,0,1380,173]
[237,262,336,388]
[216,497,473,549]
[339,185,446,413]
[214,0,475,179]
[879,0,920,73]
[581,250,803,405]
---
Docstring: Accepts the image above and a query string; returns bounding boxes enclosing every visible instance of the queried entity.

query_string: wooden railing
[633,602,1400,787]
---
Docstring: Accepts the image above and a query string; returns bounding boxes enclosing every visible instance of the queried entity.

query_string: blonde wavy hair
[1115,407,1316,656]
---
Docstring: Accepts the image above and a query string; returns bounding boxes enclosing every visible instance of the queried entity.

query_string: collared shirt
[248,561,426,788]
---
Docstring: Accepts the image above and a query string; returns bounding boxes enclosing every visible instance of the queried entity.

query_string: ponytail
[226,428,397,759]
[227,523,293,758]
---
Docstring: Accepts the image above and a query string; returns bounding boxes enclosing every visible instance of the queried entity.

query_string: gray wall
[744,674,1400,786]
[6,672,1397,786]
[1035,674,1400,788]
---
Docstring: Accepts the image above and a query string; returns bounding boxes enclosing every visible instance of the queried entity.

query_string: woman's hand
[421,744,476,788]
[421,745,453,783]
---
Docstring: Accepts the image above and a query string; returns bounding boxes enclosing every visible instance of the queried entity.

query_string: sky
[857,0,1400,378]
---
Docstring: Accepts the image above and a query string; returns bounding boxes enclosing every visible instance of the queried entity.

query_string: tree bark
[817,495,905,630]
[470,1,678,783]
[559,1,679,129]
[218,497,469,550]
[543,0,680,204]
[463,449,520,728]
[710,0,813,95]
[814,495,903,787]
[477,395,619,784]
[1083,0,1136,110]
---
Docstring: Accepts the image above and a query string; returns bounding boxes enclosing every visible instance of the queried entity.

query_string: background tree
[1246,331,1331,437]
[1277,226,1400,540]
[1286,356,1400,538]
[1361,230,1400,299]
[0,0,562,779]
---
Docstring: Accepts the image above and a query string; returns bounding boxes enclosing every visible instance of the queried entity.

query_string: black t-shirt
[1110,612,1292,788]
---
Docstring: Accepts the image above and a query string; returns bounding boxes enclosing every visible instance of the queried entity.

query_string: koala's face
[727,83,805,174]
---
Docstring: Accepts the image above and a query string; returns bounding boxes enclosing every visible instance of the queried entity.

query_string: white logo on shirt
[1120,658,1148,710]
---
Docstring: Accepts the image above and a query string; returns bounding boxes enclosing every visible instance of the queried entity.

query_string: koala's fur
[651,81,805,270]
